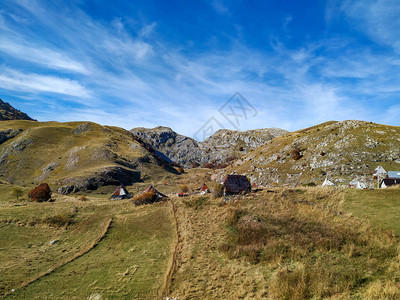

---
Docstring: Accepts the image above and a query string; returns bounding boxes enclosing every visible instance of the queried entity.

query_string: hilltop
[227,120,400,187]
[0,120,180,194]
[131,126,287,168]
[0,99,35,121]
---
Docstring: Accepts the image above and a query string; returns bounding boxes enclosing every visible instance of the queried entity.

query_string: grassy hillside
[1,180,400,298]
[227,120,400,187]
[168,188,400,299]
[0,191,175,299]
[0,120,178,194]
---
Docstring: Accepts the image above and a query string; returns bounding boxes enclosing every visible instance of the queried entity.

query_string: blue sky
[0,0,400,139]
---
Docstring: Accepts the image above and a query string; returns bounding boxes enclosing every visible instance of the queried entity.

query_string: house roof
[199,183,209,192]
[374,166,387,176]
[142,185,167,198]
[110,185,131,199]
[387,171,400,178]
[223,175,251,193]
[382,178,400,187]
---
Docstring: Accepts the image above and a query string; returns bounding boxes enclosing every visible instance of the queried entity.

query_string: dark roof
[223,175,251,194]
[382,178,400,187]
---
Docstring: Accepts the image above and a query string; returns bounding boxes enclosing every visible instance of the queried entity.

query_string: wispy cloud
[0,68,89,98]
[0,0,399,139]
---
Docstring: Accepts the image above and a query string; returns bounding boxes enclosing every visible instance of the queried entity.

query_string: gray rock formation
[130,126,287,168]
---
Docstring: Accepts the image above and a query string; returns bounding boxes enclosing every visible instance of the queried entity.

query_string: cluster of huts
[109,165,400,202]
[108,174,253,202]
[322,165,400,189]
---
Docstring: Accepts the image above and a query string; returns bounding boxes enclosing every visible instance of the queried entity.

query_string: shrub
[212,183,224,198]
[79,195,88,201]
[291,149,302,160]
[28,183,52,202]
[131,191,159,206]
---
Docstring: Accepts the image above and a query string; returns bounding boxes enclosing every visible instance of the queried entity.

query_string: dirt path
[159,199,180,299]
[168,198,268,299]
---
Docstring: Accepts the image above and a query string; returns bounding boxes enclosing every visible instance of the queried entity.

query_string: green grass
[345,188,400,235]
[8,202,174,299]
[0,182,175,299]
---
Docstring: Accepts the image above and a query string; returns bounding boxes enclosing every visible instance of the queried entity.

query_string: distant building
[381,171,400,188]
[197,183,210,195]
[349,179,367,189]
[381,178,400,188]
[322,178,335,186]
[223,175,251,194]
[110,184,131,200]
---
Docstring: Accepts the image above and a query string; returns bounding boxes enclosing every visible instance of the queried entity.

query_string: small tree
[29,183,52,202]
[12,187,24,201]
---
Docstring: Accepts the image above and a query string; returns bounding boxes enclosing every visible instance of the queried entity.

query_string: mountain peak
[0,99,36,121]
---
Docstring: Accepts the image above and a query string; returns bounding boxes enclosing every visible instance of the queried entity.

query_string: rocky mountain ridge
[225,120,400,187]
[0,99,36,121]
[130,126,287,168]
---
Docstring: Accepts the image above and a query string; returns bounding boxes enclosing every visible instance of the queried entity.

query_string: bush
[28,183,52,202]
[291,149,302,160]
[212,183,224,198]
[79,195,88,201]
[131,191,159,206]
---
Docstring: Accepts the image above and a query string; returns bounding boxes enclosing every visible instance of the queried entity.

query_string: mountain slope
[0,121,178,194]
[130,126,287,168]
[227,120,400,187]
[0,99,36,121]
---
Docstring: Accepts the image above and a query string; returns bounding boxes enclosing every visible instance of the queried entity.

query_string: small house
[322,178,335,186]
[381,178,400,188]
[223,175,251,194]
[143,185,168,199]
[110,184,131,200]
[349,179,367,189]
[198,183,210,195]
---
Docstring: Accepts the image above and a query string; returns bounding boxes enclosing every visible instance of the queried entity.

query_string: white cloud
[0,39,88,73]
[0,68,89,98]
[342,0,400,52]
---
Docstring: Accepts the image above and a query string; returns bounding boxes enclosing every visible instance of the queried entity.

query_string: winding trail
[160,199,180,299]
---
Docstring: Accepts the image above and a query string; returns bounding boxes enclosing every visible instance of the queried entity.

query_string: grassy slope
[169,188,400,299]
[1,172,400,298]
[0,190,175,299]
[345,188,400,235]
[228,120,400,187]
[0,120,173,188]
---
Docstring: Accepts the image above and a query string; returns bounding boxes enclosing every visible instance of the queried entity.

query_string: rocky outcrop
[57,167,141,194]
[0,99,36,121]
[227,120,400,188]
[130,126,287,168]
